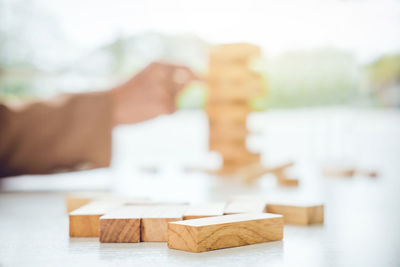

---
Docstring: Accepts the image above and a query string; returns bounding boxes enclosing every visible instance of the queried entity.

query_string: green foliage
[367,54,400,85]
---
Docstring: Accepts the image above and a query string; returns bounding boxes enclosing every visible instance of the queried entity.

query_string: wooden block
[208,76,264,97]
[207,84,263,102]
[168,213,283,252]
[272,163,299,187]
[224,200,267,215]
[209,126,248,142]
[266,203,324,225]
[210,43,261,65]
[322,167,355,177]
[65,192,112,213]
[99,206,142,243]
[183,203,226,220]
[69,200,125,237]
[223,153,260,165]
[140,205,187,242]
[277,178,299,187]
[206,104,250,122]
[209,139,247,154]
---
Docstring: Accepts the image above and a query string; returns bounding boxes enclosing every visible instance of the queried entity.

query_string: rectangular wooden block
[209,126,248,143]
[99,206,141,243]
[69,200,125,237]
[168,213,283,252]
[65,192,112,213]
[209,43,261,65]
[141,205,187,242]
[224,200,267,215]
[207,74,264,96]
[223,153,261,166]
[183,202,226,220]
[266,203,324,225]
[209,139,247,154]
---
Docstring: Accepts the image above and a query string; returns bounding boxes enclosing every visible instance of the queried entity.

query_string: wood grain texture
[140,205,187,242]
[69,200,124,237]
[100,219,140,243]
[99,204,188,242]
[183,203,226,220]
[99,206,142,243]
[168,213,283,252]
[266,203,324,225]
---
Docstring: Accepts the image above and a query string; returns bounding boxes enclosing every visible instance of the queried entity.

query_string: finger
[168,67,200,94]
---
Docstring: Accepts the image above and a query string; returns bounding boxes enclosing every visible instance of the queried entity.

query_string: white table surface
[1,108,399,267]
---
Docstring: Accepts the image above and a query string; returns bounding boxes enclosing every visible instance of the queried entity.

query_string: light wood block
[209,126,248,142]
[209,139,247,154]
[100,204,187,242]
[208,76,264,97]
[141,205,187,242]
[65,192,112,213]
[266,203,324,225]
[224,200,267,215]
[209,43,261,65]
[69,200,125,237]
[223,153,260,165]
[168,213,283,252]
[183,203,226,220]
[99,206,142,243]
[206,105,250,122]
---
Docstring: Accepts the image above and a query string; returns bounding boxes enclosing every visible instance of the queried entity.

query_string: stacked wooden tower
[206,43,265,174]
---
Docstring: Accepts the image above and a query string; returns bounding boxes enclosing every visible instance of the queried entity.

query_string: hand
[110,62,199,126]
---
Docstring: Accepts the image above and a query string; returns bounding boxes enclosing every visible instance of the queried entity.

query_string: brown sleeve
[0,91,112,178]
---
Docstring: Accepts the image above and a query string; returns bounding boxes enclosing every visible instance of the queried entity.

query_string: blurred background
[2,2,400,266]
[1,0,400,107]
[1,0,400,193]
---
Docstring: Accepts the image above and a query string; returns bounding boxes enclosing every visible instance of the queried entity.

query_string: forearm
[0,91,113,177]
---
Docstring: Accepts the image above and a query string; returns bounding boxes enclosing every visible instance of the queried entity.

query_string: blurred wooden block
[183,203,226,220]
[223,153,261,167]
[224,199,267,215]
[69,200,124,237]
[322,167,355,177]
[323,167,378,178]
[65,192,112,213]
[206,104,250,121]
[209,139,247,154]
[208,118,247,132]
[208,75,264,97]
[208,87,261,102]
[266,203,324,225]
[168,213,283,252]
[277,178,299,187]
[100,206,141,243]
[210,43,261,65]
[209,125,248,141]
[272,163,299,187]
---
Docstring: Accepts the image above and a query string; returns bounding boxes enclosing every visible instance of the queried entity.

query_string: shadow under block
[183,203,226,220]
[224,200,267,215]
[266,203,324,225]
[69,200,124,237]
[168,213,283,252]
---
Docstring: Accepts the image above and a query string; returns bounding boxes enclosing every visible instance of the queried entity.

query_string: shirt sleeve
[0,91,113,178]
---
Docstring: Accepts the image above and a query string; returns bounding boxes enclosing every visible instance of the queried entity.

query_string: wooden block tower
[206,43,265,174]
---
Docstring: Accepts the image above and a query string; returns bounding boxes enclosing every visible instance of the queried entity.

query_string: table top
[1,109,400,266]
